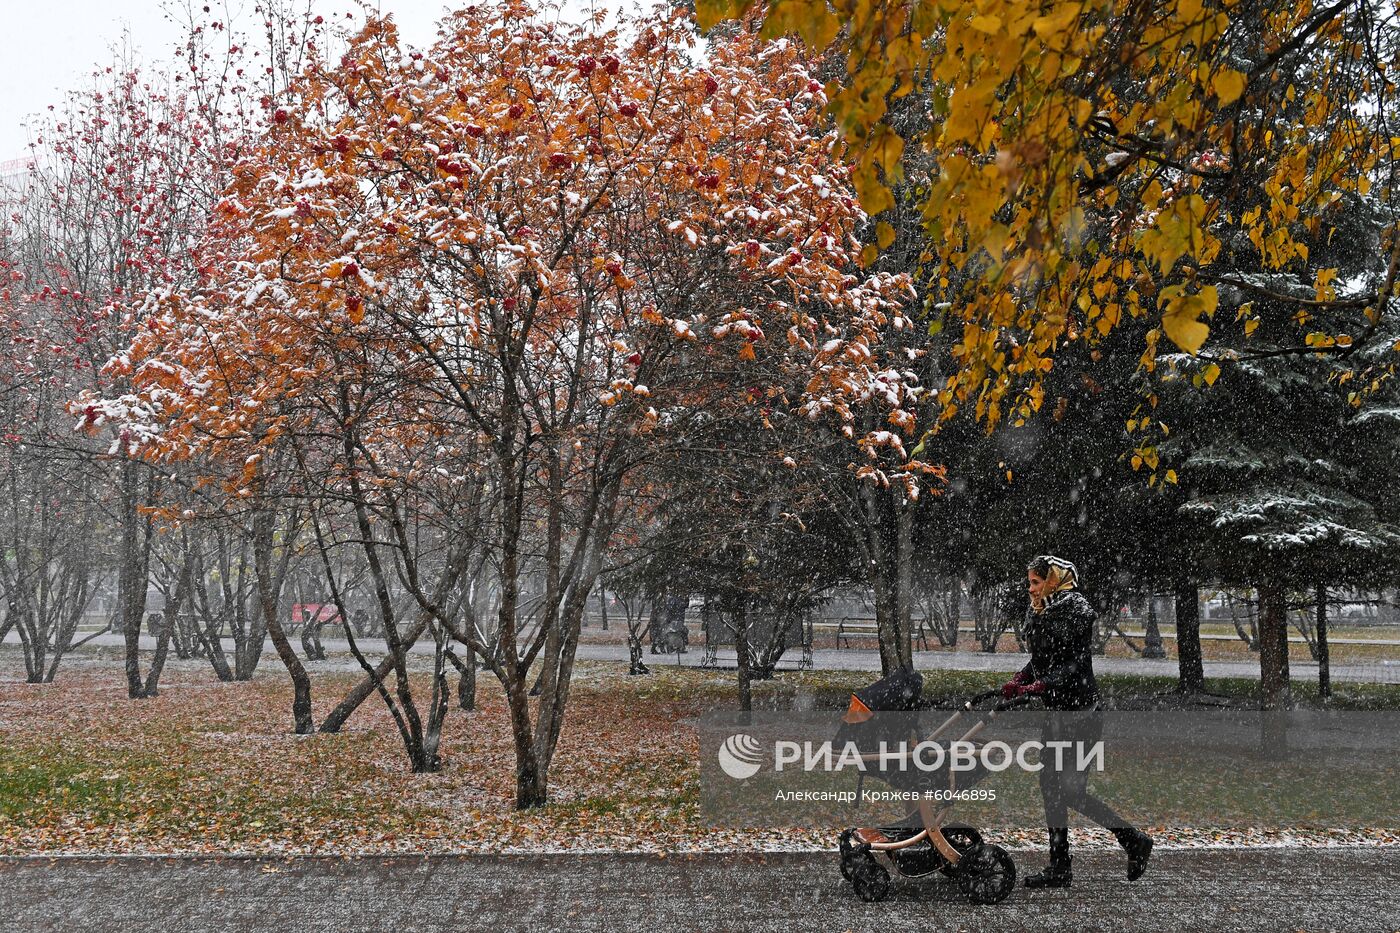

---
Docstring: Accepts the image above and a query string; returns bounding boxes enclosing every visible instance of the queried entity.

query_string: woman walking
[1001,555,1153,888]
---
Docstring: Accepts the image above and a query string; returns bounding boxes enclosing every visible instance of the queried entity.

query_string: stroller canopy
[844,667,924,723]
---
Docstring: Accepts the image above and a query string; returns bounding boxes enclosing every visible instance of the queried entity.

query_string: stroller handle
[965,689,1002,708]
[913,691,1042,748]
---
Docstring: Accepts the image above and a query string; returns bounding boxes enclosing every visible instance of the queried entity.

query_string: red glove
[1001,671,1031,697]
[1018,680,1047,696]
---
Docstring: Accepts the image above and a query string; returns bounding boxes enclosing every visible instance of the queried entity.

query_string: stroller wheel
[937,826,985,878]
[850,855,892,903]
[956,843,1017,906]
[838,830,856,882]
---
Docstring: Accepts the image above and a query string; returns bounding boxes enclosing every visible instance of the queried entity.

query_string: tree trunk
[494,420,547,810]
[1174,581,1205,693]
[1257,583,1291,710]
[514,747,546,808]
[1142,594,1166,659]
[894,502,914,665]
[647,595,663,654]
[253,511,313,734]
[419,672,450,773]
[870,551,902,675]
[118,461,154,699]
[628,638,649,675]
[449,646,477,711]
[14,608,42,684]
[202,618,235,681]
[946,583,960,648]
[861,485,912,676]
[735,604,753,713]
[318,615,429,732]
[412,630,451,773]
[527,494,616,801]
[1315,582,1331,700]
[26,613,46,684]
[233,596,266,681]
[142,561,190,697]
[505,664,546,807]
[300,618,326,661]
[143,616,174,696]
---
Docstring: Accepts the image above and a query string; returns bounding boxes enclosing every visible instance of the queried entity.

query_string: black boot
[1024,828,1072,888]
[1114,827,1153,881]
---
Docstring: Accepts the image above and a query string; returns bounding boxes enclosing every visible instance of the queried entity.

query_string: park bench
[813,617,931,651]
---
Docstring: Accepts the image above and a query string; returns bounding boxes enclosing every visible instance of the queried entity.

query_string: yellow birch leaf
[695,0,748,31]
[1162,302,1210,354]
[1213,69,1247,105]
[868,126,905,181]
[1033,6,1081,42]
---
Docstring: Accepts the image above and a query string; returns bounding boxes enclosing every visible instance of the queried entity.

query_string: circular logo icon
[717,733,763,780]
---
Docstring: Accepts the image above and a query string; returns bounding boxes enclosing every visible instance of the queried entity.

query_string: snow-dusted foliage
[83,2,929,497]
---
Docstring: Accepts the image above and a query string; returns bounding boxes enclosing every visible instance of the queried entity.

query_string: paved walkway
[8,632,1398,684]
[2,849,1397,932]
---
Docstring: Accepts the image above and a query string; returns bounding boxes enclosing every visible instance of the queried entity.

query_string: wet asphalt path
[1,848,1397,932]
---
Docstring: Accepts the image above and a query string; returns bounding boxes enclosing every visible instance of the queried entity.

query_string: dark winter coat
[1018,590,1100,711]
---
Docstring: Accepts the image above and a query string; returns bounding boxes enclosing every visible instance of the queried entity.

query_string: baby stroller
[835,668,1030,905]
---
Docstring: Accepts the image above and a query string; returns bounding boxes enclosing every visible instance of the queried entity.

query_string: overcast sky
[0,0,599,162]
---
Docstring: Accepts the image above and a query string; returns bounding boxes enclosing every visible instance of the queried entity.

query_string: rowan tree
[0,223,106,682]
[2,56,216,695]
[0,2,339,699]
[94,2,920,803]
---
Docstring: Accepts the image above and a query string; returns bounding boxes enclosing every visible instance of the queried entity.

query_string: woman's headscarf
[1029,555,1079,612]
